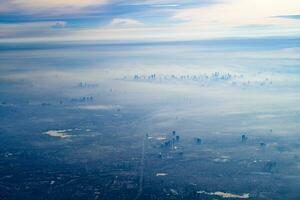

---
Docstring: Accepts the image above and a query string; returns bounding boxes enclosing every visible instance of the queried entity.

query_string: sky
[0,0,300,43]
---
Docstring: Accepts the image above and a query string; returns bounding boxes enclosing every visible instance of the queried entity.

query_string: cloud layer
[0,0,299,43]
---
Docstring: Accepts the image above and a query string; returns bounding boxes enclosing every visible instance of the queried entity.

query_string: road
[134,135,146,200]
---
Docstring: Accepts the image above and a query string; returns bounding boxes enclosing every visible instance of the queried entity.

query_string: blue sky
[0,0,299,43]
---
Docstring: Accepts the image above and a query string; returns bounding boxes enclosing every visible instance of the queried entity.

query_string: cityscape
[1,0,300,200]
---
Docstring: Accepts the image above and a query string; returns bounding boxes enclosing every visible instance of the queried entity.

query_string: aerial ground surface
[1,39,300,199]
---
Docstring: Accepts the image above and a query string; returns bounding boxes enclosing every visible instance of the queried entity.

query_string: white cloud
[109,18,144,27]
[1,22,299,43]
[11,0,107,9]
[0,21,67,38]
[173,0,300,27]
[0,0,108,15]
[77,105,121,110]
[43,130,71,138]
[52,21,67,29]
[197,191,250,199]
[0,0,300,43]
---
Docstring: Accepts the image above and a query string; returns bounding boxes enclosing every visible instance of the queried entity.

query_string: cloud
[0,21,68,38]
[122,0,212,7]
[1,21,299,43]
[108,18,143,27]
[77,105,121,110]
[43,130,71,138]
[0,0,108,15]
[18,0,106,8]
[0,0,216,20]
[52,21,67,29]
[0,0,299,43]
[3,0,107,10]
[173,0,300,27]
[275,15,300,20]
